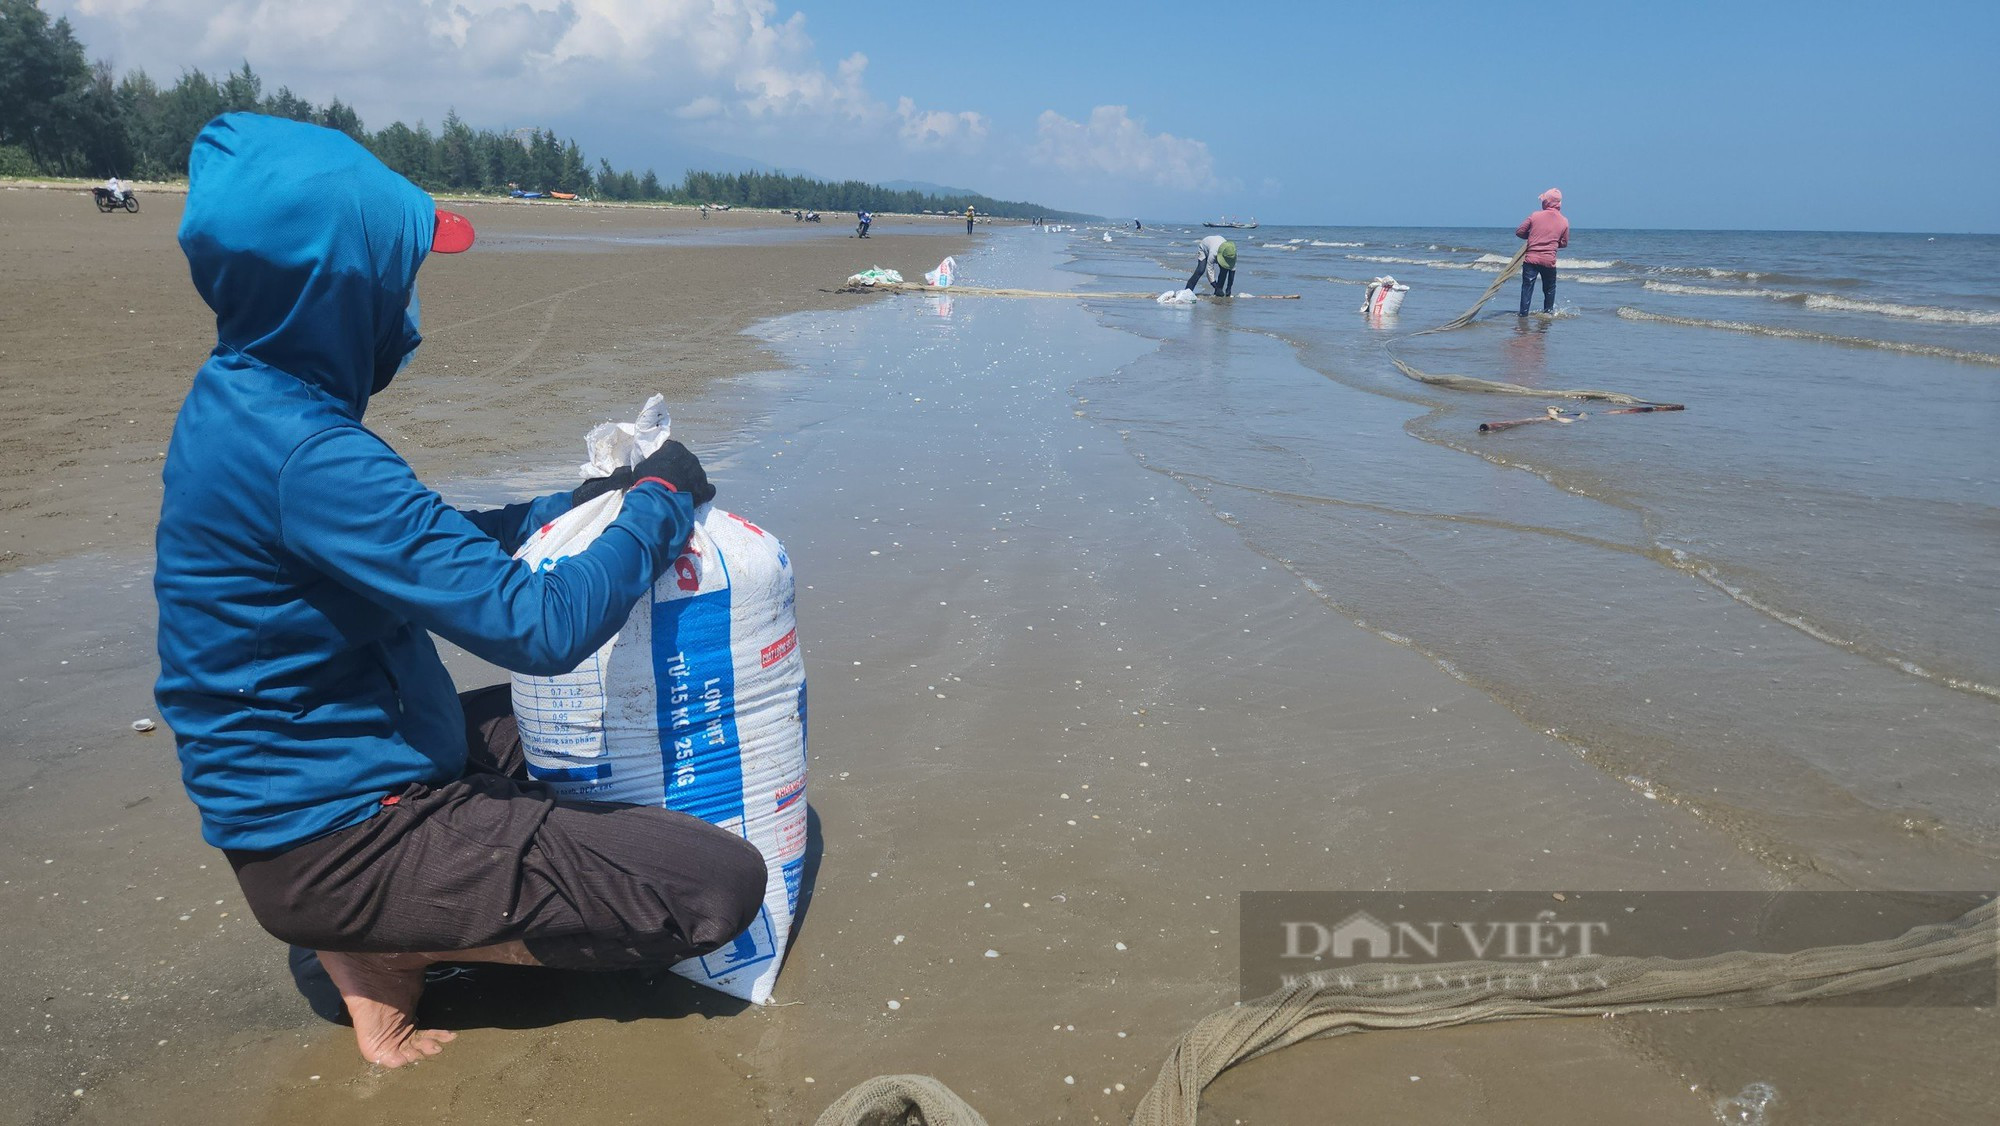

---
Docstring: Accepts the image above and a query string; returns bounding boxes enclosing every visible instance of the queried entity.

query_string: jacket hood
[1539,188,1563,210]
[178,113,437,416]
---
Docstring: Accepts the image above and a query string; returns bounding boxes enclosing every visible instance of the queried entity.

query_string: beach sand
[1,192,1989,1125]
[0,189,969,572]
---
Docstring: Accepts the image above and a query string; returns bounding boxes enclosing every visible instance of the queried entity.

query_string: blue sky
[50,0,1999,230]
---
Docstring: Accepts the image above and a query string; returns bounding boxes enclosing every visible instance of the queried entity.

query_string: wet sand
[2,195,1991,1125]
[0,187,971,572]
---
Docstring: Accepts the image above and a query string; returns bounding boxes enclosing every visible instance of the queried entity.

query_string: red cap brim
[433,209,475,254]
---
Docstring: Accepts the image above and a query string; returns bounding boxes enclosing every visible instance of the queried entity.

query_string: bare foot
[315,950,458,1067]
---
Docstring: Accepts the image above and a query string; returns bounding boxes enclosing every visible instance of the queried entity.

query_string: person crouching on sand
[155,113,766,1068]
[1516,188,1569,315]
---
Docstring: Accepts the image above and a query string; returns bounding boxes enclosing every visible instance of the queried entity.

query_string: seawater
[1054,223,2000,878]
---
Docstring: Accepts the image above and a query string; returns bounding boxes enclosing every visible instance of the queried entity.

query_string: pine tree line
[0,0,1082,218]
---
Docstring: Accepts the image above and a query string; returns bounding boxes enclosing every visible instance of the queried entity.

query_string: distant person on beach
[857,210,872,237]
[966,205,976,234]
[103,174,125,201]
[155,113,764,1069]
[1515,188,1569,315]
[1187,234,1238,296]
[700,203,709,219]
[1134,218,1142,230]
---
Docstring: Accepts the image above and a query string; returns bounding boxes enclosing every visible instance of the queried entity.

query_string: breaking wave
[1644,281,1799,299]
[1800,294,2000,326]
[1640,282,2000,325]
[1312,240,1364,247]
[1650,264,1858,287]
[1348,253,1502,273]
[1349,254,1440,266]
[1616,307,2000,366]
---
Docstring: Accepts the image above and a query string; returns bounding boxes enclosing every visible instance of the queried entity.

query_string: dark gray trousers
[227,685,768,970]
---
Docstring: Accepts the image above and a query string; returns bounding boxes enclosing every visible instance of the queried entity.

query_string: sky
[46,0,2000,231]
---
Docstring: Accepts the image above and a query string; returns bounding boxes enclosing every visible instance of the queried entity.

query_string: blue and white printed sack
[511,395,807,1004]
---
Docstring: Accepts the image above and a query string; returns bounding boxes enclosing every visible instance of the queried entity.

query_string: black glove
[633,439,716,508]
[570,465,633,506]
[569,441,716,508]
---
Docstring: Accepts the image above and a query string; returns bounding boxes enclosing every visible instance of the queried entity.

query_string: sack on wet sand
[511,396,808,1004]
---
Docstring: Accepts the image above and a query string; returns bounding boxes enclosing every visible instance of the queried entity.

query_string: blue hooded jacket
[156,113,695,851]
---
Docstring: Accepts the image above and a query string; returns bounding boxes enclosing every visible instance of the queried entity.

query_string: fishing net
[1390,359,1648,404]
[1387,243,1676,406]
[836,281,1300,300]
[1413,244,1526,335]
[815,897,1994,1126]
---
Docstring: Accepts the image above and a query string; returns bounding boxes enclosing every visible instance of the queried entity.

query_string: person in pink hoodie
[1515,188,1569,315]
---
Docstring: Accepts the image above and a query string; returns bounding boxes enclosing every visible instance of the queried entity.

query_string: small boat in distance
[1203,217,1259,229]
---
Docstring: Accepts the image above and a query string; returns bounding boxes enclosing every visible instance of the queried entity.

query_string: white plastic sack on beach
[511,396,808,1005]
[845,266,904,287]
[1157,288,1197,305]
[923,256,956,288]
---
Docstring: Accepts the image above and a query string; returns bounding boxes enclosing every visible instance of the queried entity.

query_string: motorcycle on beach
[93,187,139,214]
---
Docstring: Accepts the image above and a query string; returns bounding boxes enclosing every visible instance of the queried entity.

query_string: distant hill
[879,179,982,198]
[664,169,1092,221]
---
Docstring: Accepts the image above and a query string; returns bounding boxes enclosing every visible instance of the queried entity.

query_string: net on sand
[814,897,1995,1126]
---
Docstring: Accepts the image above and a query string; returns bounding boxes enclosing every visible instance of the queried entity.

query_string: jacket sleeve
[277,427,695,676]
[457,491,574,556]
[1558,226,1569,250]
[1516,217,1532,239]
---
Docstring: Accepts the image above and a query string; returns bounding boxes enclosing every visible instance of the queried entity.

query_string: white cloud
[53,1,975,151]
[1031,105,1216,190]
[675,95,726,121]
[896,97,989,149]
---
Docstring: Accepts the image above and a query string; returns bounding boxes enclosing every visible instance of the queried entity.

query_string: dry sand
[1,187,1988,1126]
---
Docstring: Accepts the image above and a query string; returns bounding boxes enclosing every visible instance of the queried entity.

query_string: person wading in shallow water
[155,112,765,1068]
[1186,234,1238,296]
[1516,188,1569,315]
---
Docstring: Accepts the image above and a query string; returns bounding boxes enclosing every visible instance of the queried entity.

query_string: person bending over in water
[155,113,765,1068]
[1186,234,1238,296]
[1516,188,1569,315]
